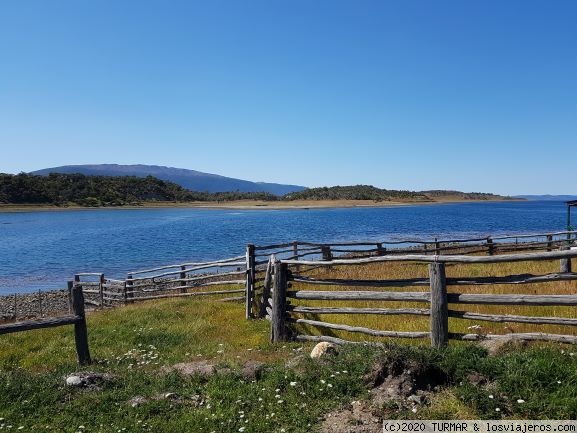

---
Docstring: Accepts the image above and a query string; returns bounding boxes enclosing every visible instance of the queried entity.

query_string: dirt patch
[320,400,383,433]
[161,359,265,380]
[319,356,448,433]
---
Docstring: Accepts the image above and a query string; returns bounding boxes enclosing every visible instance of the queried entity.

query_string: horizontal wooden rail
[290,306,430,316]
[292,276,429,287]
[446,272,577,286]
[295,334,373,345]
[281,249,577,266]
[181,270,246,282]
[447,293,577,306]
[0,315,80,334]
[448,310,577,326]
[293,318,430,339]
[287,290,430,302]
[129,255,245,275]
[129,261,246,281]
[132,289,245,301]
[254,242,293,251]
[451,332,577,344]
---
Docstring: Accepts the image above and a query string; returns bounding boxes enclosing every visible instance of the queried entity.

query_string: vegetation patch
[1,299,577,432]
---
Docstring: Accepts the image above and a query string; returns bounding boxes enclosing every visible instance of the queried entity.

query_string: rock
[467,372,488,385]
[479,336,527,356]
[241,360,265,380]
[407,394,423,405]
[128,396,147,407]
[65,372,115,389]
[163,360,216,377]
[310,342,339,359]
[65,375,83,387]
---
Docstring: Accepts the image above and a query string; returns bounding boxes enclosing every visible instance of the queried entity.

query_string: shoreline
[0,197,523,213]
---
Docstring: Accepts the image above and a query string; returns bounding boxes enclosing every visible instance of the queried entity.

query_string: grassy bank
[1,295,577,432]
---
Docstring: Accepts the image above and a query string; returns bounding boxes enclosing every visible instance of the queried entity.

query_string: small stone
[128,396,147,407]
[241,361,265,380]
[66,376,83,386]
[310,342,339,359]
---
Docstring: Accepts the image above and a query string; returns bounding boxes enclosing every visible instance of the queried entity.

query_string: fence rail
[248,231,577,318]
[70,256,248,309]
[0,283,91,364]
[268,248,577,347]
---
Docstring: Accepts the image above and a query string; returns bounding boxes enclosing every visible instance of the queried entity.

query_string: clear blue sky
[1,1,575,195]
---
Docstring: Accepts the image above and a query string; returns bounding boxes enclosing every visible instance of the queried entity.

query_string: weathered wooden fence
[268,249,577,347]
[125,256,247,303]
[68,256,248,309]
[249,230,577,318]
[0,283,91,364]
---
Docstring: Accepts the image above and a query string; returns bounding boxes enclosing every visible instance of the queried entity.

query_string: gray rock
[241,360,265,380]
[163,360,217,377]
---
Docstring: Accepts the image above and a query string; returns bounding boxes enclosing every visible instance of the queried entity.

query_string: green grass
[1,291,577,431]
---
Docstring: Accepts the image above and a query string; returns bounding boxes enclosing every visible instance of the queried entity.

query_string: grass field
[1,257,577,431]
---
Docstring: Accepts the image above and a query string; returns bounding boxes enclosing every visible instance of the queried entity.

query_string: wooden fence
[71,256,248,309]
[268,249,577,347]
[249,230,577,318]
[0,283,91,364]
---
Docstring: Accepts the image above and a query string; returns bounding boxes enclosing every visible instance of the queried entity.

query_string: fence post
[271,261,288,342]
[126,274,134,303]
[376,243,386,256]
[179,266,187,294]
[429,262,448,348]
[434,238,440,255]
[292,241,300,273]
[67,280,73,313]
[71,284,91,365]
[99,273,105,307]
[487,237,494,256]
[560,247,572,273]
[259,256,274,318]
[547,235,553,252]
[245,244,256,319]
[321,245,332,261]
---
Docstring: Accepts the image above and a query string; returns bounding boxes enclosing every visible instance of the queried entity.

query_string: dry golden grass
[287,257,577,344]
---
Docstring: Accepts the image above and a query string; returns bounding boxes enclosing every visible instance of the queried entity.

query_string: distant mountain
[514,195,577,201]
[30,164,306,196]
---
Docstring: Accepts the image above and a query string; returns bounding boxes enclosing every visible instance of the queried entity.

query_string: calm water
[0,201,569,294]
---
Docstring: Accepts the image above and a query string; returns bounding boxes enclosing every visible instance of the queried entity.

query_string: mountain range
[30,164,306,196]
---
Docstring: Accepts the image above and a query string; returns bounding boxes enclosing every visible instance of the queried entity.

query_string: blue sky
[0,1,575,195]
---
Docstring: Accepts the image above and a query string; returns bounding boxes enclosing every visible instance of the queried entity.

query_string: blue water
[0,201,570,294]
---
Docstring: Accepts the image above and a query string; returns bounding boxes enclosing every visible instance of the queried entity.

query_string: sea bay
[0,201,570,294]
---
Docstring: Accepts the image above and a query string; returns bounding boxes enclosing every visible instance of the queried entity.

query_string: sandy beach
[0,197,520,213]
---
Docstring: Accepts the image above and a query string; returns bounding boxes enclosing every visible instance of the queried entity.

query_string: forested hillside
[284,185,430,201]
[0,174,515,207]
[0,173,277,206]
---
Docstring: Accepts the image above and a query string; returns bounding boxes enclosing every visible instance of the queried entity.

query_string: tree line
[0,173,278,206]
[0,173,508,206]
